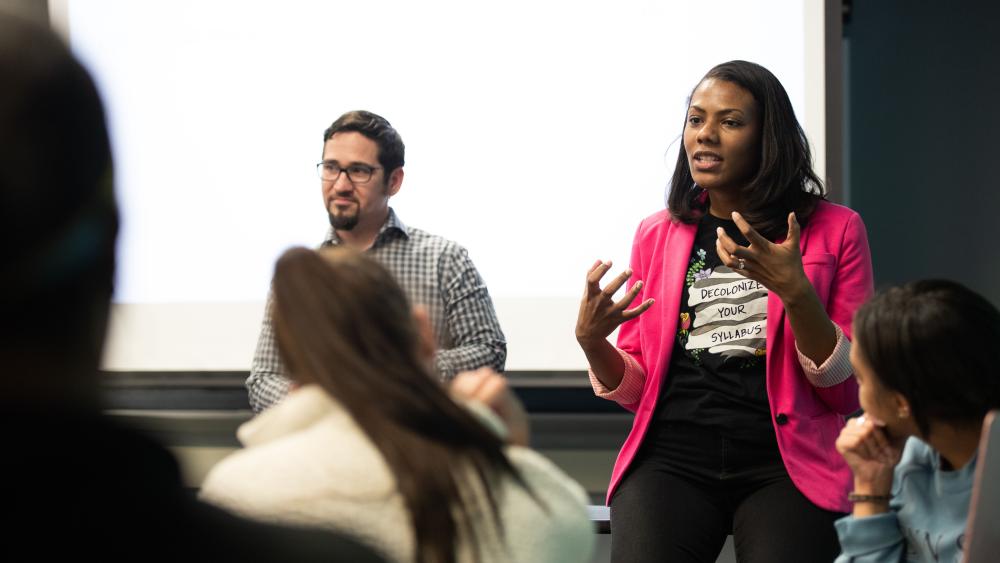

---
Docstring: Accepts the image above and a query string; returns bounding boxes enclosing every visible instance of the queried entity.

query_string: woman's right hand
[835,415,902,494]
[575,260,654,350]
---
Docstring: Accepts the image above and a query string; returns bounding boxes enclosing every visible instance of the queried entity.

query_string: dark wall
[846,1,1000,303]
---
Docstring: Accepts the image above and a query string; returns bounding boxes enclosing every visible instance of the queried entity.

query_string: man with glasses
[246,110,506,412]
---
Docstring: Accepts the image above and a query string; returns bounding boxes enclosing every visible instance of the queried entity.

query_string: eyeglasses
[316,161,382,184]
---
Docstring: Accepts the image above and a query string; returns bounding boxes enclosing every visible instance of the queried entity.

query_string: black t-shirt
[654,213,775,440]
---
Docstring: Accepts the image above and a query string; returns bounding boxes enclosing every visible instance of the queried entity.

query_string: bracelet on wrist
[847,492,892,503]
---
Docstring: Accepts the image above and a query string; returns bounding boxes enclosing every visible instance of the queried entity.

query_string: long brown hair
[271,246,528,563]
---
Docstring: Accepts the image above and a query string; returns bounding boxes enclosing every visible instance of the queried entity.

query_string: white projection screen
[49,0,830,372]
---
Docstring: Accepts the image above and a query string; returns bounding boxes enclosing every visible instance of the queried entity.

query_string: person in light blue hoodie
[834,280,1000,563]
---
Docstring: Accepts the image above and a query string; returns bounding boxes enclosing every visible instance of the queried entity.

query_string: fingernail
[716,227,724,236]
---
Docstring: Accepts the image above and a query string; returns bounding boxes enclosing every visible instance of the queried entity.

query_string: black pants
[610,422,843,563]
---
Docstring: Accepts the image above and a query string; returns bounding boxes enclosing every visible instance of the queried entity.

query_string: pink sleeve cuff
[589,348,645,405]
[796,323,853,388]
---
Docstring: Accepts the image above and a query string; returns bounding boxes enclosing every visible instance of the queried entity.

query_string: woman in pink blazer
[576,61,873,563]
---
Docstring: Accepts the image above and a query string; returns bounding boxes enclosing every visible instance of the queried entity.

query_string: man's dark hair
[323,110,405,174]
[854,280,1000,438]
[666,60,824,240]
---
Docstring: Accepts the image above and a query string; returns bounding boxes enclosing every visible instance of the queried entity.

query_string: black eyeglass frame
[315,161,383,183]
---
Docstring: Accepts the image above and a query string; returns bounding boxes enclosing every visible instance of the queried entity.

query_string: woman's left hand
[450,368,530,447]
[715,211,810,302]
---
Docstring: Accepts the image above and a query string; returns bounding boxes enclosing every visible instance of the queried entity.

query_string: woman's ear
[891,392,912,420]
[412,305,435,363]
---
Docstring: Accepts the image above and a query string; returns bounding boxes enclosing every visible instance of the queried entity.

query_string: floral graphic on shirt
[677,311,704,364]
[678,249,767,367]
[679,250,712,364]
[685,248,711,286]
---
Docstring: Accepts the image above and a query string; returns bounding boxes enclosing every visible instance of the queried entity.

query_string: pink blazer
[604,200,873,513]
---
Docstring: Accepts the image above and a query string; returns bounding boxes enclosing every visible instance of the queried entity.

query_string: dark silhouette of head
[0,15,391,563]
[0,13,118,407]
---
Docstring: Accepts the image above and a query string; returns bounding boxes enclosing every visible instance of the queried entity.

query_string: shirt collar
[322,207,409,247]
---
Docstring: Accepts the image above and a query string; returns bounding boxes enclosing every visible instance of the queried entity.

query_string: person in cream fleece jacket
[201,247,594,563]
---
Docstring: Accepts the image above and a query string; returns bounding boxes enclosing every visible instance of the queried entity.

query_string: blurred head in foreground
[0,12,118,409]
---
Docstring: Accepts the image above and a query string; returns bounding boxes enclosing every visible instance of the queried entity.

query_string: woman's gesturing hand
[715,212,812,302]
[575,260,654,350]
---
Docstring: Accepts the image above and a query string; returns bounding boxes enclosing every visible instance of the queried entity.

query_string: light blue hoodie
[835,437,976,563]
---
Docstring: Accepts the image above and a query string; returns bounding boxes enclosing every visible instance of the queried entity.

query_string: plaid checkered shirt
[245,208,507,412]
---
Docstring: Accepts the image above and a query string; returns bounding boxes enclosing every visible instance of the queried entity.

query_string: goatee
[329,212,358,231]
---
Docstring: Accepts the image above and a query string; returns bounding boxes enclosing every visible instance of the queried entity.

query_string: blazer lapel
[645,220,696,413]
